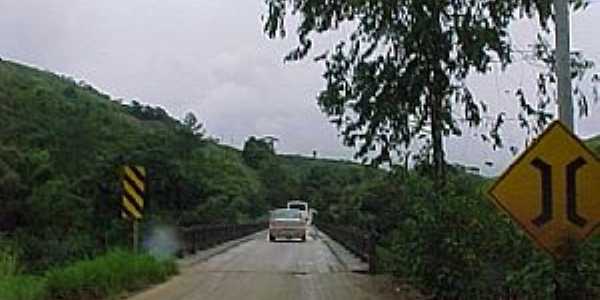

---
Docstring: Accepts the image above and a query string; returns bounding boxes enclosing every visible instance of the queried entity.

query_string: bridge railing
[316,222,377,274]
[178,222,267,256]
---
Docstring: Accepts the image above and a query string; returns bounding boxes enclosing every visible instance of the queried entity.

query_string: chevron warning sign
[121,165,146,220]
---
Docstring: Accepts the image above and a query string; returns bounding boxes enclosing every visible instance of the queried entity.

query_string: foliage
[0,245,20,277]
[0,60,274,271]
[327,167,600,298]
[513,33,598,142]
[0,59,373,273]
[0,250,176,300]
[301,163,384,226]
[3,52,598,299]
[243,137,302,208]
[0,244,46,300]
[176,145,267,224]
[44,249,177,300]
[383,172,527,298]
[260,2,600,295]
[262,0,597,182]
[242,136,276,169]
[0,275,47,300]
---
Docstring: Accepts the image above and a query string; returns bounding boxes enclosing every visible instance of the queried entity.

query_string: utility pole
[555,0,574,131]
[554,5,573,296]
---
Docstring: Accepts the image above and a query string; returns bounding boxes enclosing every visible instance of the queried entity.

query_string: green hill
[0,59,374,271]
[587,135,600,154]
[0,60,265,269]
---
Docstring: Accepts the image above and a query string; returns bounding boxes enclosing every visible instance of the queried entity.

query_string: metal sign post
[554,2,574,296]
[133,220,139,253]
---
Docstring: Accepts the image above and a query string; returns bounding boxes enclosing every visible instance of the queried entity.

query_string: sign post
[121,165,146,253]
[554,2,575,296]
[133,221,139,253]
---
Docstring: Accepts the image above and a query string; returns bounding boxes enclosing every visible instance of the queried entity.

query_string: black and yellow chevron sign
[121,165,146,220]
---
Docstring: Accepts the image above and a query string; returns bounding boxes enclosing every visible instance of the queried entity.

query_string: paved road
[128,229,408,300]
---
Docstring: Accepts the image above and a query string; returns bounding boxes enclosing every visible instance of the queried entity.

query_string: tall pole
[554,4,571,298]
[555,0,574,131]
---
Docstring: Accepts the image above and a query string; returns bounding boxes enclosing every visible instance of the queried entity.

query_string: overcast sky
[1,0,599,176]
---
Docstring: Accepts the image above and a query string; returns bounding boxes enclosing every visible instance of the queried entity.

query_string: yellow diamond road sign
[489,121,600,258]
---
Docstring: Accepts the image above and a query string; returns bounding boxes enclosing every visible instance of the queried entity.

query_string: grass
[0,249,177,300]
[0,247,47,300]
[45,249,177,300]
[0,246,19,277]
[0,276,47,300]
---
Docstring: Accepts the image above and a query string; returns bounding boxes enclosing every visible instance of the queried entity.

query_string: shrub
[45,249,177,300]
[0,275,47,300]
[380,171,600,298]
[0,246,20,277]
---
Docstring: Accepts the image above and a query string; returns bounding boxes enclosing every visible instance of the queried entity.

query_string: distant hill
[587,135,600,154]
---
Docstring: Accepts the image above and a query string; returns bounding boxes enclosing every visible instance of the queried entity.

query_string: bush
[0,246,20,277]
[0,275,47,300]
[380,171,600,298]
[0,246,46,300]
[0,248,177,300]
[44,249,177,300]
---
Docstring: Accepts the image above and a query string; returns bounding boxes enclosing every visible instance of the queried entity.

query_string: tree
[182,112,205,136]
[263,0,589,184]
[242,136,277,169]
[241,136,299,208]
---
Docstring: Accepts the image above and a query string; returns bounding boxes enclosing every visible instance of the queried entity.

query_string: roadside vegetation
[377,170,600,298]
[0,248,176,300]
[1,59,599,298]
[0,60,267,272]
[307,162,600,298]
[44,249,176,300]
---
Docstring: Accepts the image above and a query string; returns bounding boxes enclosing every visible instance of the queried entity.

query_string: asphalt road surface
[128,228,408,300]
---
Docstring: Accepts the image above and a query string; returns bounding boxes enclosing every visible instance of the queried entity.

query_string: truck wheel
[269,234,276,242]
[300,234,306,242]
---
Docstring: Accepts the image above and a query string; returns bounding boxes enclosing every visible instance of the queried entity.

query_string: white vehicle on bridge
[287,200,311,225]
[269,208,307,242]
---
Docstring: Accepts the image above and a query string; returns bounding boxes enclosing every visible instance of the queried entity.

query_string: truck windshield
[288,204,306,211]
[271,209,301,219]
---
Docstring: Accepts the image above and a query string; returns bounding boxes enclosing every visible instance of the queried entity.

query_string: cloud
[0,0,598,175]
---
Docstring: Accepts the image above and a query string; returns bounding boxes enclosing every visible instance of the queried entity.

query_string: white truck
[287,200,312,225]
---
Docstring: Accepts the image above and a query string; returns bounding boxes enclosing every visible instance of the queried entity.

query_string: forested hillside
[0,60,379,271]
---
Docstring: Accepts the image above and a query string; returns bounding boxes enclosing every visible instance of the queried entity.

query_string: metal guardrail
[316,223,377,274]
[177,223,267,257]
